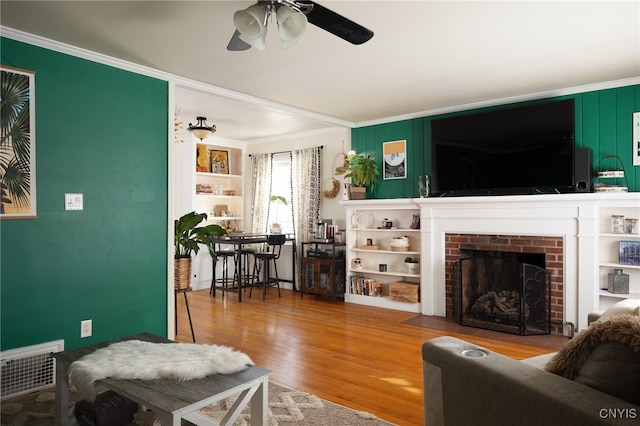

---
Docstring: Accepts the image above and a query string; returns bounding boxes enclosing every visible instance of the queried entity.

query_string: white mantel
[414,192,639,330]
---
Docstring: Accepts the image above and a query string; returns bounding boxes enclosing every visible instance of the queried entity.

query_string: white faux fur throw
[69,340,254,402]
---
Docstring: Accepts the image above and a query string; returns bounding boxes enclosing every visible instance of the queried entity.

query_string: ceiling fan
[227,0,374,51]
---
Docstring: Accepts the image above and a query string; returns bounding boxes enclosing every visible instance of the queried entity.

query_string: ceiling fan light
[233,5,267,40]
[239,31,267,51]
[187,116,216,141]
[277,5,307,47]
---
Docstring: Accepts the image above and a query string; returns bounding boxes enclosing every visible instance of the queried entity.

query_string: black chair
[236,246,257,289]
[209,241,237,297]
[250,234,287,300]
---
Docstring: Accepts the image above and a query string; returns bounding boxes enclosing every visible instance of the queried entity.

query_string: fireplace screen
[454,256,551,335]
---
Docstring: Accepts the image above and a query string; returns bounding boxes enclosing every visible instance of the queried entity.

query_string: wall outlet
[80,319,92,338]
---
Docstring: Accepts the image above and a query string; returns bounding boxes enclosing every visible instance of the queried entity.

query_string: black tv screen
[431,99,575,196]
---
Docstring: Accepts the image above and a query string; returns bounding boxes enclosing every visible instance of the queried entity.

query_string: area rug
[1,381,395,426]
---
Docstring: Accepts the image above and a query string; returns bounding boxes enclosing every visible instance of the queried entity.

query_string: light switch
[65,193,83,210]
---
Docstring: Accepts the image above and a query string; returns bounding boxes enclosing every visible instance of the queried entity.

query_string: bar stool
[250,234,286,300]
[236,246,257,288]
[210,242,237,297]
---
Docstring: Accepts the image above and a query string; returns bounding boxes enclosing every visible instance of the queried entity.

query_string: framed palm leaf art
[1,66,36,219]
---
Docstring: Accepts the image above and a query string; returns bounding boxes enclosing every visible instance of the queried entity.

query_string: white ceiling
[2,1,639,142]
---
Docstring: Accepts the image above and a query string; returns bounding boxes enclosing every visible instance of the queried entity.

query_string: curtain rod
[248,145,324,157]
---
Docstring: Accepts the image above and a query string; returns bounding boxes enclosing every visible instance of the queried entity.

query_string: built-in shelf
[348,268,420,278]
[342,199,421,313]
[599,290,640,299]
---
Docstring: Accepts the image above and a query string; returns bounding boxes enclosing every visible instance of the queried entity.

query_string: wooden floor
[175,288,566,426]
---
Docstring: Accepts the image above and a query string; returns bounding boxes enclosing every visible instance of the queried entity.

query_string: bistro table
[52,332,270,426]
[211,233,296,302]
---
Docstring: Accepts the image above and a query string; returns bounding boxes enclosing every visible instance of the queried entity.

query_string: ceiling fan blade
[227,29,252,51]
[303,1,373,45]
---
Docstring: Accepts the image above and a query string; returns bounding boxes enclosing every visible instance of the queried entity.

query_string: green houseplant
[335,151,380,199]
[269,195,288,233]
[174,211,227,289]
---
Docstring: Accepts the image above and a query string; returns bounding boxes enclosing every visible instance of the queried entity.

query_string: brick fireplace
[445,234,564,334]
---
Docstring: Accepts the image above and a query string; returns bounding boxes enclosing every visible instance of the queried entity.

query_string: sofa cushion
[597,298,640,322]
[545,314,640,405]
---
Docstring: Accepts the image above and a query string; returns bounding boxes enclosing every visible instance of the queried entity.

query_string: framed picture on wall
[1,66,37,219]
[633,112,640,166]
[210,150,229,174]
[383,140,407,180]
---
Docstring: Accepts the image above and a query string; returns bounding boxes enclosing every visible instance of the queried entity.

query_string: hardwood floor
[175,288,566,426]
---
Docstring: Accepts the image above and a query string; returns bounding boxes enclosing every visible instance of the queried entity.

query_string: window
[268,153,293,234]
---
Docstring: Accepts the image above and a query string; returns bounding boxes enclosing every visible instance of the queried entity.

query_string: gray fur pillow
[545,314,640,404]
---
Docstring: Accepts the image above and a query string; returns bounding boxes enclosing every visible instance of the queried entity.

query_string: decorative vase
[406,262,419,274]
[174,257,192,290]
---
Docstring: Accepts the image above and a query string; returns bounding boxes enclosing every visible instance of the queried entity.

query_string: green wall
[353,86,640,198]
[1,38,169,351]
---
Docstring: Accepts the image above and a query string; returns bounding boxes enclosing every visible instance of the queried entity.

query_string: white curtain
[249,154,271,234]
[292,147,321,244]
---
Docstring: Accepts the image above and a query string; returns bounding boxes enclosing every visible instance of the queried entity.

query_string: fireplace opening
[454,250,551,335]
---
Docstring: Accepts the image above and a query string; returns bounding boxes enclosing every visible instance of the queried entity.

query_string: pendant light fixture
[187,117,216,140]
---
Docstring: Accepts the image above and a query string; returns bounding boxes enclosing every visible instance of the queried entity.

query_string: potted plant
[174,211,227,290]
[269,195,288,233]
[335,151,380,200]
[404,256,419,274]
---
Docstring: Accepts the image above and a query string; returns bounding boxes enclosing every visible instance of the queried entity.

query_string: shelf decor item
[404,257,419,274]
[611,215,626,233]
[390,236,410,251]
[594,155,628,193]
[196,144,209,172]
[619,241,640,266]
[608,268,629,294]
[352,257,363,269]
[389,281,419,303]
[210,150,229,174]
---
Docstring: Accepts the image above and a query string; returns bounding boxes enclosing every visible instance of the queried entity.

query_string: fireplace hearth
[454,255,551,335]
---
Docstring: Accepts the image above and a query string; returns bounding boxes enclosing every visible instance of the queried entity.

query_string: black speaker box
[574,148,593,192]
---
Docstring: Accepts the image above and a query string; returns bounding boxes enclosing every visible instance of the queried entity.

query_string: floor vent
[1,340,64,400]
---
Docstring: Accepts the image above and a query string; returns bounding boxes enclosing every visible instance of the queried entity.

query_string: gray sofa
[422,329,640,425]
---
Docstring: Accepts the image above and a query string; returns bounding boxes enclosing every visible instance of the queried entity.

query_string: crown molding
[1,26,354,130]
[355,76,640,128]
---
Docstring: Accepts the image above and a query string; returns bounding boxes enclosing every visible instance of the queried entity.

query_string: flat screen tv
[431,99,576,196]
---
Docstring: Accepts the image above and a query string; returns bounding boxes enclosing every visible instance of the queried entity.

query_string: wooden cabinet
[301,242,345,300]
[341,199,422,313]
[194,143,244,232]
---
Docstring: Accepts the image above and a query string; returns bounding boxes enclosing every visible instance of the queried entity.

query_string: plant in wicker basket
[174,211,227,289]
